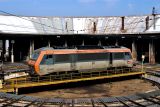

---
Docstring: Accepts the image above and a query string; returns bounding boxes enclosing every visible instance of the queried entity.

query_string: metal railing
[1,68,143,89]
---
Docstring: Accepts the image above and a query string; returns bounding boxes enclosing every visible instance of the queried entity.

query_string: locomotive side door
[112,52,125,67]
[92,53,110,70]
[76,53,92,71]
[109,53,113,67]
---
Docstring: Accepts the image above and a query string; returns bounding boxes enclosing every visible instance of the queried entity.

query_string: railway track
[0,63,160,106]
[0,89,160,106]
[0,75,159,106]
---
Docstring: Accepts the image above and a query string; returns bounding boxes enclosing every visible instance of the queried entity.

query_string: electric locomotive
[28,46,133,76]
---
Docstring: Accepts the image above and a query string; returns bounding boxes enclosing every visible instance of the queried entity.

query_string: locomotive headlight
[127,60,132,64]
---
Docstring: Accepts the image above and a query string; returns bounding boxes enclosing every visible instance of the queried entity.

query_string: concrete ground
[23,78,158,98]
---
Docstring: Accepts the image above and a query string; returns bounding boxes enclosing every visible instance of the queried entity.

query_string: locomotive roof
[34,46,128,52]
[33,46,130,55]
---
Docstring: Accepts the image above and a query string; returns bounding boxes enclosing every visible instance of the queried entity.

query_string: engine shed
[0,14,160,64]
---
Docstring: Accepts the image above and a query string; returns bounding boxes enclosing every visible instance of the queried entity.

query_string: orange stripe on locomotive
[28,48,132,75]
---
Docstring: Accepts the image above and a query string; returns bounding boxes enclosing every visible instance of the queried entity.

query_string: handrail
[2,68,142,89]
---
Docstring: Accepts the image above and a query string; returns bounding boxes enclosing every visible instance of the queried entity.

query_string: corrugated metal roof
[0,14,159,34]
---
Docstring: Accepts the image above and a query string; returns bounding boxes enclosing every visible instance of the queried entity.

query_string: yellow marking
[0,88,14,93]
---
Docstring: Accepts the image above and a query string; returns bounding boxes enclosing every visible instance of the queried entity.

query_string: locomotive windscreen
[31,52,40,60]
[125,52,132,59]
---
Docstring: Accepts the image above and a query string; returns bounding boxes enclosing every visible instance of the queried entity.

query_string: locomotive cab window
[40,54,53,65]
[125,52,132,59]
[114,52,124,59]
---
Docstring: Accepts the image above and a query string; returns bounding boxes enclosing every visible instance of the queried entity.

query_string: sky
[0,0,160,16]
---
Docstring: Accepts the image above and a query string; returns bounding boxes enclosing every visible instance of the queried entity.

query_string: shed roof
[0,14,159,35]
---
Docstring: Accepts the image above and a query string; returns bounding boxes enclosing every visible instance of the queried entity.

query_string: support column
[29,41,32,58]
[0,40,2,59]
[29,40,34,58]
[11,40,15,63]
[115,40,118,46]
[5,40,9,61]
[82,40,84,46]
[48,40,51,47]
[98,40,101,46]
[32,40,34,52]
[149,39,155,64]
[132,40,137,61]
[64,40,67,47]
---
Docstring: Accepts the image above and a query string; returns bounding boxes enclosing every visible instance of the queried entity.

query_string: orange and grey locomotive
[28,46,133,76]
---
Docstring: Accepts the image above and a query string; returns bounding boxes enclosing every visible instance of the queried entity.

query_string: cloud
[104,0,119,6]
[78,0,120,5]
[104,0,118,3]
[128,3,134,9]
[0,0,19,2]
[0,0,9,1]
[78,0,96,3]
